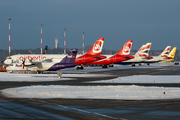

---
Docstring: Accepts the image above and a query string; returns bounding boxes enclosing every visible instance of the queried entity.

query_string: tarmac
[1,65,180,119]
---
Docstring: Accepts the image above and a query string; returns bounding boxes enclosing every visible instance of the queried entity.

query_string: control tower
[55,37,59,49]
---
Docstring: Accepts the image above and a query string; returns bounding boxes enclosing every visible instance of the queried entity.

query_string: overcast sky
[0,0,180,51]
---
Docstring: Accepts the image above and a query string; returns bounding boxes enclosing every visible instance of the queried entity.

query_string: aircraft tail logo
[160,46,171,57]
[93,42,102,51]
[86,38,104,55]
[135,43,151,57]
[122,40,133,55]
[168,47,176,58]
[60,48,78,64]
[117,40,133,56]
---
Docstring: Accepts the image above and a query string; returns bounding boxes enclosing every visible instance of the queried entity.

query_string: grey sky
[0,0,180,51]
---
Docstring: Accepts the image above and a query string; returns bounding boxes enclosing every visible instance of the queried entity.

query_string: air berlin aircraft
[86,40,134,68]
[75,37,106,69]
[6,49,78,73]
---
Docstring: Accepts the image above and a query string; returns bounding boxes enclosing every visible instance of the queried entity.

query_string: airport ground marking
[36,99,120,119]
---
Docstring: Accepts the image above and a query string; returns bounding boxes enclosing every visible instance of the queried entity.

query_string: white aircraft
[4,53,69,65]
[141,46,172,65]
[3,38,106,70]
[117,43,153,66]
[6,49,78,73]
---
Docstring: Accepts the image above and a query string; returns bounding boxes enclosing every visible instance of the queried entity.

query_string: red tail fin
[85,38,104,56]
[116,40,133,56]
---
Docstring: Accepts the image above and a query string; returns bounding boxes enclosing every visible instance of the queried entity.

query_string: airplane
[162,47,177,62]
[85,40,134,68]
[141,46,172,65]
[3,38,106,70]
[6,49,78,73]
[3,52,67,65]
[116,43,153,66]
[74,37,106,69]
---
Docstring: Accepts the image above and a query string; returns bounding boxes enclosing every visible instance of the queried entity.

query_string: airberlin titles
[19,55,46,61]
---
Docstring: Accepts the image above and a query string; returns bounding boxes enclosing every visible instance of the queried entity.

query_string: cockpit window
[10,64,13,66]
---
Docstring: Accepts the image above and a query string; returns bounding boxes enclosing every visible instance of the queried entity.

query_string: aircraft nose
[6,66,9,71]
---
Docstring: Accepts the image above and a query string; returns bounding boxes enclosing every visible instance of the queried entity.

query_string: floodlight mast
[8,17,11,57]
[41,23,43,54]
[64,28,66,54]
[83,31,84,54]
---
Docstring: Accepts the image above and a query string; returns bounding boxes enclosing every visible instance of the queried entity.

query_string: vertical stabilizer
[135,43,151,57]
[168,47,176,58]
[60,48,78,64]
[160,46,171,57]
[85,38,104,56]
[116,40,133,56]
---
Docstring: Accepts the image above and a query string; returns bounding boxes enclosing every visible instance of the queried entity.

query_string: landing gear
[139,64,141,66]
[76,66,84,70]
[109,64,114,67]
[132,64,135,67]
[147,63,150,65]
[37,71,43,74]
[102,65,108,68]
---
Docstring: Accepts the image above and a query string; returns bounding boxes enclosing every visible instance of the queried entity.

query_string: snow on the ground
[61,62,175,72]
[0,72,107,82]
[1,85,180,100]
[89,75,180,83]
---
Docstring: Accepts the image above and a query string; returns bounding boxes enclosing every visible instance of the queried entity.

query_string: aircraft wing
[25,58,53,65]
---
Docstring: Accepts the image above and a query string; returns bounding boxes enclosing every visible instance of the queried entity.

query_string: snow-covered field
[1,62,180,100]
[90,75,180,83]
[0,72,109,82]
[1,74,180,100]
[61,63,169,72]
[1,85,180,100]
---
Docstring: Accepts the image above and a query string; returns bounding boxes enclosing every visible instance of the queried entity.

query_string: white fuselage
[4,54,82,65]
[6,61,57,72]
[143,56,168,63]
[120,55,148,63]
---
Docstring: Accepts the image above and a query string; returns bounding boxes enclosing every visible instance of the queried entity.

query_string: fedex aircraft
[141,46,172,65]
[117,43,153,66]
[6,49,78,73]
[86,40,134,68]
[75,37,106,69]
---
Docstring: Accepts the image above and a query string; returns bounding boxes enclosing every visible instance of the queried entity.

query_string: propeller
[22,59,25,69]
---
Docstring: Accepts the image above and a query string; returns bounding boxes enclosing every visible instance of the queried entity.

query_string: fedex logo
[19,55,46,61]
[67,55,75,58]
[16,64,22,67]
[93,40,103,53]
